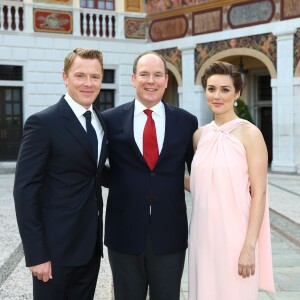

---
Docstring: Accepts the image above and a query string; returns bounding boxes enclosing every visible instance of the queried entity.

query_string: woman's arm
[238,124,268,278]
[184,128,202,193]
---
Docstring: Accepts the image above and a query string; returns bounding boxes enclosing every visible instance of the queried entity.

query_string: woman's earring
[234,101,238,107]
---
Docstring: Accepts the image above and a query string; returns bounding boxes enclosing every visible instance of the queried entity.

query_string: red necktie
[143,109,159,170]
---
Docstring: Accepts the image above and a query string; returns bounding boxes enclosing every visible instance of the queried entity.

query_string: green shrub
[235,98,254,123]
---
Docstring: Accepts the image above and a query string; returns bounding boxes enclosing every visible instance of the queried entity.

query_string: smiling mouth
[213,102,223,106]
[81,90,94,94]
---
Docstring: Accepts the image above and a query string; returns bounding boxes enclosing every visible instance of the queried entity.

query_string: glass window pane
[258,75,271,101]
[87,0,94,8]
[13,89,20,101]
[106,92,112,101]
[6,103,12,114]
[0,65,22,80]
[100,93,105,101]
[14,104,20,115]
[106,3,113,10]
[103,69,114,83]
[98,1,105,9]
[5,90,12,101]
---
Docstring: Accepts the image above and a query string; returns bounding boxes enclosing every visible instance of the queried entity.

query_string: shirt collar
[134,99,164,117]
[64,93,95,117]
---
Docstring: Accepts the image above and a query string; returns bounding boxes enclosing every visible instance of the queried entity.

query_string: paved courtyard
[0,172,299,299]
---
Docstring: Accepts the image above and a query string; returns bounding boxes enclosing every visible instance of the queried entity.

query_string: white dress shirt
[133,99,165,155]
[64,92,103,163]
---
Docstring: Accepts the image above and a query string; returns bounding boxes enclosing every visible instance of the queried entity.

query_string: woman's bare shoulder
[193,127,205,150]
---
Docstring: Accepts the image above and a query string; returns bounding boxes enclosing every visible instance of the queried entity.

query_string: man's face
[132,54,168,108]
[63,56,103,109]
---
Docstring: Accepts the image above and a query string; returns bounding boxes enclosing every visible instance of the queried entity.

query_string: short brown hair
[201,61,243,96]
[63,48,103,74]
[132,51,168,75]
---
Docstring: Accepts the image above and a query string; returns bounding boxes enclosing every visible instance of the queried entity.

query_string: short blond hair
[63,48,103,74]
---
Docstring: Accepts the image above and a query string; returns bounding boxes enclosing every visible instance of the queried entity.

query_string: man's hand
[29,261,52,282]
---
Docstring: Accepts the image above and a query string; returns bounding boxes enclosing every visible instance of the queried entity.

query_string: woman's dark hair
[201,61,243,96]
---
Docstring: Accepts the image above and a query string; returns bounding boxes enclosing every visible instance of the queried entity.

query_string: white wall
[1,16,300,173]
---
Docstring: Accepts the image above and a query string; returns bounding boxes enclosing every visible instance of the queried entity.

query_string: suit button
[150,172,155,176]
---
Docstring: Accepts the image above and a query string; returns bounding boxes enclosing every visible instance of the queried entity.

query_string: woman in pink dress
[186,61,275,299]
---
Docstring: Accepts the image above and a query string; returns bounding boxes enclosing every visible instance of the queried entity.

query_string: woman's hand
[184,175,190,192]
[238,246,255,278]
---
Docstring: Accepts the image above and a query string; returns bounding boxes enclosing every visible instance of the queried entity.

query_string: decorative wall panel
[125,18,146,39]
[228,0,274,29]
[149,15,188,42]
[281,0,300,20]
[34,9,72,33]
[193,8,222,35]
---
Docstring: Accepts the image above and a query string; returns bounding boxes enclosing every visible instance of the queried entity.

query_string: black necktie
[83,111,98,161]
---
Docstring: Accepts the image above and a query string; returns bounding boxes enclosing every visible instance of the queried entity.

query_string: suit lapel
[93,106,107,168]
[58,97,96,164]
[123,100,177,170]
[123,101,147,166]
[156,101,177,167]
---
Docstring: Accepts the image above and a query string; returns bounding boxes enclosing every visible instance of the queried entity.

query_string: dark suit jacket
[13,96,107,267]
[102,100,198,255]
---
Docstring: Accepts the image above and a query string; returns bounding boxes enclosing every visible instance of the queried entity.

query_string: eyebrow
[207,85,231,88]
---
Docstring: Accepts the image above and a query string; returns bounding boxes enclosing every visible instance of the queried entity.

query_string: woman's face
[205,74,240,116]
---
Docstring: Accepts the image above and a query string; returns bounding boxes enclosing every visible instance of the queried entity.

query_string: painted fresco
[193,8,222,35]
[125,18,146,39]
[34,9,72,33]
[149,15,188,42]
[281,0,300,19]
[146,0,212,14]
[155,48,182,76]
[228,0,274,28]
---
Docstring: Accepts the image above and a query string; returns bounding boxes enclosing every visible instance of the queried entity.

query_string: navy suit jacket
[14,96,107,267]
[102,100,198,255]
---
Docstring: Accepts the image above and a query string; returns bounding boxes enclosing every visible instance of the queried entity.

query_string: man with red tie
[102,51,198,299]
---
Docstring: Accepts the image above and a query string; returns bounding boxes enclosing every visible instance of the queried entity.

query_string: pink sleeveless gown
[189,119,275,300]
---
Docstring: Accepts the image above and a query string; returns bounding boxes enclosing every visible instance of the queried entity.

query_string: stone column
[23,0,33,33]
[271,28,296,173]
[194,85,213,126]
[72,0,81,37]
[178,46,200,121]
[294,77,300,174]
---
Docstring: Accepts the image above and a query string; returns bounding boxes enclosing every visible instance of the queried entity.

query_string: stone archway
[295,60,300,77]
[163,62,181,106]
[195,48,277,84]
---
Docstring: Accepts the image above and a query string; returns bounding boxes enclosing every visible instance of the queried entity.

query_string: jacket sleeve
[186,115,198,174]
[13,114,50,267]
